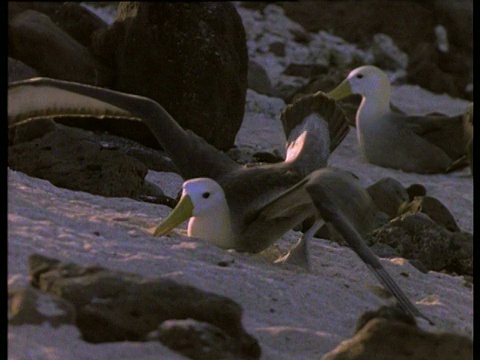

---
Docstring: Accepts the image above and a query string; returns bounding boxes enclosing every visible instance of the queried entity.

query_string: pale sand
[8,84,472,359]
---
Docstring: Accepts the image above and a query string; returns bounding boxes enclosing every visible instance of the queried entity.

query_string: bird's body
[217,166,312,252]
[8,77,432,323]
[8,78,345,253]
[327,65,468,174]
[167,169,313,252]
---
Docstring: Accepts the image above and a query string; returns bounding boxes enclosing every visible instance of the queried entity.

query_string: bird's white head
[153,178,234,248]
[346,66,391,98]
[183,178,226,216]
[327,65,391,101]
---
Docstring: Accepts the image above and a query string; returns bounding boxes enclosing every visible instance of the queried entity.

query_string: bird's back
[218,164,314,252]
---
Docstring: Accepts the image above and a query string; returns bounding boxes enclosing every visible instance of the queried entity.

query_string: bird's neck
[188,202,235,249]
[355,88,391,155]
[356,87,391,133]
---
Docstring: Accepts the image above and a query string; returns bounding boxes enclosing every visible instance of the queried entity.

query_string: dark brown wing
[282,92,349,153]
[281,91,350,176]
[402,113,465,161]
[305,168,434,325]
[8,78,240,180]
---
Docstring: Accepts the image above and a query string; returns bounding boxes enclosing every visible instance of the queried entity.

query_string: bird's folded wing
[246,176,314,224]
[400,113,465,161]
[8,78,239,180]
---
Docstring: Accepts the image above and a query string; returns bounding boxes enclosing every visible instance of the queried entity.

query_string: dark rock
[8,57,39,83]
[369,33,408,70]
[9,9,113,86]
[279,1,472,100]
[466,137,473,175]
[445,234,473,276]
[462,104,473,145]
[237,2,269,11]
[431,1,473,54]
[28,254,261,359]
[462,103,473,174]
[366,224,413,256]
[9,286,76,327]
[355,304,417,332]
[135,179,167,201]
[368,180,462,238]
[406,42,471,100]
[136,192,178,209]
[8,111,56,146]
[368,213,473,275]
[9,99,178,171]
[280,1,436,52]
[407,259,430,274]
[369,242,399,259]
[398,195,461,232]
[283,63,329,79]
[52,115,166,152]
[49,2,109,48]
[8,124,148,198]
[92,131,179,173]
[9,119,57,146]
[248,60,274,96]
[268,41,285,56]
[92,2,248,151]
[8,2,62,22]
[323,305,473,360]
[289,28,313,45]
[225,147,254,165]
[366,177,409,218]
[463,276,473,287]
[151,318,250,360]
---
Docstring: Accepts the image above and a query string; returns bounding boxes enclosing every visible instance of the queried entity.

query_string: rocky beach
[8,2,473,359]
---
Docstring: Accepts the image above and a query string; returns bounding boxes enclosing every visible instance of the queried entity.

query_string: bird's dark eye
[202,192,210,199]
[356,74,363,79]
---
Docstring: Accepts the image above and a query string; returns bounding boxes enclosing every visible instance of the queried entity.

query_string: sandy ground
[8,81,472,359]
[8,3,473,359]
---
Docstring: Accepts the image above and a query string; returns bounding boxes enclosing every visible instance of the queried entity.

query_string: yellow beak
[326,79,353,100]
[153,194,194,236]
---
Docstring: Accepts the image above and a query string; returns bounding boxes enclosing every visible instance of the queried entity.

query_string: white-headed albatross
[326,65,469,174]
[8,77,433,324]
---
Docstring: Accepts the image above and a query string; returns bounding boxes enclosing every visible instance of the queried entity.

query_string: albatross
[326,65,469,174]
[8,77,433,324]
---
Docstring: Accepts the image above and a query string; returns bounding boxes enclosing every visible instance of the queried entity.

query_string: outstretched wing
[8,78,239,180]
[305,168,433,325]
[281,92,349,176]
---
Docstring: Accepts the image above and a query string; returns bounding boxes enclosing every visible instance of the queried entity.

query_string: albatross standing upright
[8,78,433,324]
[326,65,469,174]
